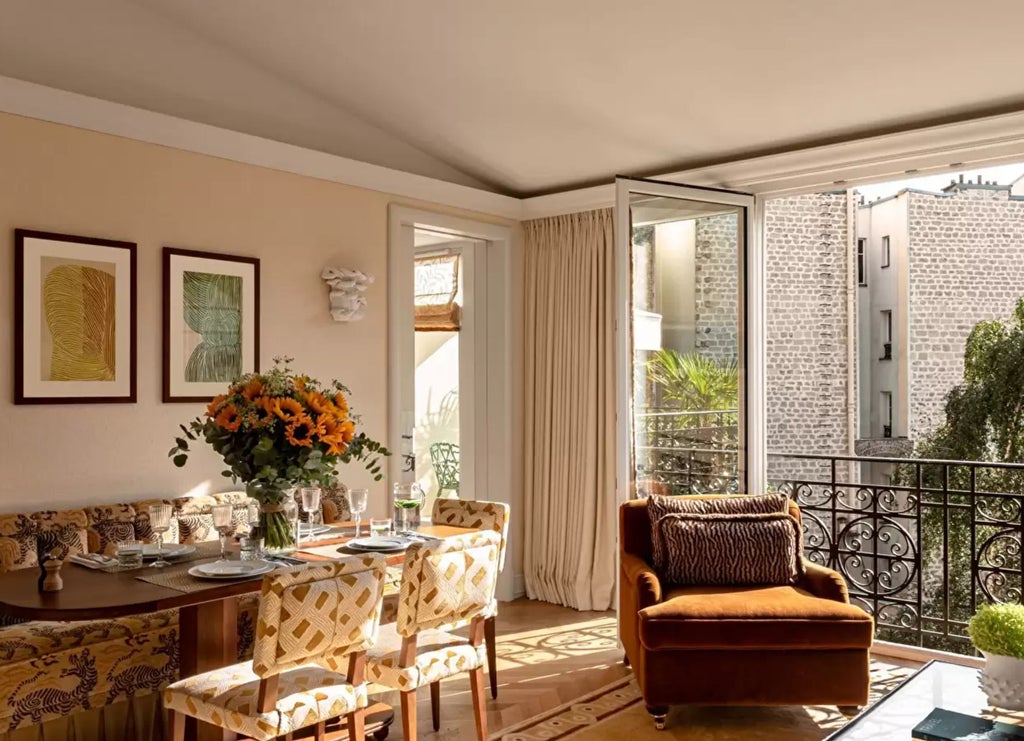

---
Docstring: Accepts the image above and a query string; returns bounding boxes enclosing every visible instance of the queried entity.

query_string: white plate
[346,536,411,552]
[299,524,332,536]
[188,560,276,580]
[142,544,196,560]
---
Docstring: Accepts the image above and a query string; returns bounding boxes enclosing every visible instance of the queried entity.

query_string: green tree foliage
[646,349,738,413]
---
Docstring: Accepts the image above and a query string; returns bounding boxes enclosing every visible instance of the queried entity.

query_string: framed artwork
[163,247,260,403]
[14,229,137,404]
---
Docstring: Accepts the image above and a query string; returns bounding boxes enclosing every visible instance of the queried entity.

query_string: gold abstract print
[42,263,116,381]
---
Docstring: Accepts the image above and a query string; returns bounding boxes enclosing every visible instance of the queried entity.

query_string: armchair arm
[621,552,663,610]
[0,537,19,574]
[800,559,849,603]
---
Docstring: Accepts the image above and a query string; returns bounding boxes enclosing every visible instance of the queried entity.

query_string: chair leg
[838,705,862,718]
[346,710,364,741]
[622,652,631,667]
[485,615,498,699]
[314,720,326,741]
[430,681,441,731]
[401,690,417,741]
[469,666,488,741]
[168,710,186,741]
[646,705,668,731]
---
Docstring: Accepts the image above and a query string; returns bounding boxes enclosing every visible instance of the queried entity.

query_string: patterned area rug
[494,660,915,740]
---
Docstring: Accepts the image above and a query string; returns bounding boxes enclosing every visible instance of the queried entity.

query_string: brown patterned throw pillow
[647,494,789,571]
[656,512,803,586]
[36,523,87,561]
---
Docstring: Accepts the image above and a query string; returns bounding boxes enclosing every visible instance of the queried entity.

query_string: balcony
[636,412,1024,656]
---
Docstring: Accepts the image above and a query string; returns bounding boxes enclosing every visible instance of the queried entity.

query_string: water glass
[239,535,263,561]
[211,503,234,561]
[299,487,321,541]
[370,517,392,537]
[347,488,369,537]
[115,540,144,569]
[148,504,173,569]
[392,482,424,533]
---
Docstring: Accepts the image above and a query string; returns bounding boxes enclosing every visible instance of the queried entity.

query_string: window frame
[857,238,868,286]
[881,235,891,268]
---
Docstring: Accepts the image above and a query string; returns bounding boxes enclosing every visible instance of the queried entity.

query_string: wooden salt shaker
[41,548,64,592]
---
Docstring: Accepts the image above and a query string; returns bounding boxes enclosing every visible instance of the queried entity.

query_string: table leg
[178,598,238,741]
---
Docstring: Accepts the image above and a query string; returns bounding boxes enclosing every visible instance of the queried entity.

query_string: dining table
[0,522,479,741]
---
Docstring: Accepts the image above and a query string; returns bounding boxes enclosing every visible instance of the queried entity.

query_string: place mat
[135,558,273,593]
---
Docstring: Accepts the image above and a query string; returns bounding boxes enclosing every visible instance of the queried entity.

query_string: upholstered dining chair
[365,529,501,741]
[431,498,510,698]
[165,554,387,741]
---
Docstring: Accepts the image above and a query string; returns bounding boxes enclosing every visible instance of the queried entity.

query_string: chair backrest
[429,443,461,491]
[432,499,510,571]
[253,554,387,677]
[397,530,501,637]
[620,495,801,563]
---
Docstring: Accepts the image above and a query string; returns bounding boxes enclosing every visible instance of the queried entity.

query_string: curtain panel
[522,208,616,611]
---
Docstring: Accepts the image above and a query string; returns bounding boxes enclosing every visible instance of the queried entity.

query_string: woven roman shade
[414,253,461,331]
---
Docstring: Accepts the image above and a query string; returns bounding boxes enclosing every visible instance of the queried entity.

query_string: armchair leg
[346,710,364,740]
[430,681,441,731]
[646,706,668,731]
[469,666,489,741]
[168,710,185,741]
[485,615,498,698]
[622,652,630,667]
[401,690,417,741]
[838,705,862,718]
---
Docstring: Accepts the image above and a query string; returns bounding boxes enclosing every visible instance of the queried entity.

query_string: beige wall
[0,112,515,516]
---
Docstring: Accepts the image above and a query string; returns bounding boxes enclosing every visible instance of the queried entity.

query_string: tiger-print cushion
[647,494,788,571]
[656,511,803,586]
[88,519,137,556]
[36,524,86,561]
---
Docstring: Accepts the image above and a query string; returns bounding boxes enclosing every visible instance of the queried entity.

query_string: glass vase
[247,483,297,553]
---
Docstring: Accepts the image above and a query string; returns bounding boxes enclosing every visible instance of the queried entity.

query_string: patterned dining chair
[164,554,387,741]
[365,530,501,741]
[431,498,509,698]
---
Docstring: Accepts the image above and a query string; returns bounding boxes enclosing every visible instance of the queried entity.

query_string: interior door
[614,177,762,503]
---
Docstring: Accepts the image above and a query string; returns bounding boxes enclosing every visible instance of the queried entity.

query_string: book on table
[913,708,1024,740]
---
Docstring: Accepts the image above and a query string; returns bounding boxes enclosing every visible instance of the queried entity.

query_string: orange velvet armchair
[619,497,874,730]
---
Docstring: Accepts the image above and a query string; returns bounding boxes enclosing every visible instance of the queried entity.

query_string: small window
[857,238,868,286]
[880,310,893,360]
[881,391,893,437]
[881,236,891,268]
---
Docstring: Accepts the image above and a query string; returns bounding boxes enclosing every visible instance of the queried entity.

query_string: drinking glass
[299,487,321,541]
[392,483,424,534]
[148,504,173,569]
[347,488,369,537]
[115,540,144,569]
[370,518,392,537]
[239,534,263,561]
[211,503,234,561]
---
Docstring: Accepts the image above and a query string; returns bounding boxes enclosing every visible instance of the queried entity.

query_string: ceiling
[3,0,1024,198]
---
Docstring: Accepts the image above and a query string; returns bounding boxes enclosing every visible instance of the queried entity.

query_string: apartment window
[857,238,868,286]
[881,235,891,268]
[881,391,893,438]
[880,310,893,360]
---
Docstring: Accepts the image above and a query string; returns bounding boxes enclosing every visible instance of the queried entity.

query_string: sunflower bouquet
[170,356,389,550]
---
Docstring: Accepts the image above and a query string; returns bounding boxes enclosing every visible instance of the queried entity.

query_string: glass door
[614,178,762,502]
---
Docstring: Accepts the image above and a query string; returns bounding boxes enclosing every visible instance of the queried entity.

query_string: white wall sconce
[321,267,374,322]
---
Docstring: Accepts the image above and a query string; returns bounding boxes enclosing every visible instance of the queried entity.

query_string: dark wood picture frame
[162,247,261,403]
[14,229,137,405]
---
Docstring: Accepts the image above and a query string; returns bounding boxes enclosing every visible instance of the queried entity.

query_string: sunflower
[294,376,309,392]
[252,397,277,427]
[214,404,242,432]
[332,393,350,419]
[285,415,316,447]
[338,419,356,443]
[305,391,333,416]
[240,379,264,401]
[272,397,304,422]
[206,394,227,419]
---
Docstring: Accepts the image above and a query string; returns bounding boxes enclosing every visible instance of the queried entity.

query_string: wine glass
[392,483,424,534]
[299,487,321,542]
[211,503,234,561]
[347,488,368,537]
[148,504,173,569]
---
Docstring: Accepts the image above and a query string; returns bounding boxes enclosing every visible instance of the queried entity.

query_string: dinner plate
[142,544,196,560]
[188,560,276,580]
[345,536,411,553]
[298,523,332,536]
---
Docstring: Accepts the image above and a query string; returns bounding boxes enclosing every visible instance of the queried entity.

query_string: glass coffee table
[828,660,1024,739]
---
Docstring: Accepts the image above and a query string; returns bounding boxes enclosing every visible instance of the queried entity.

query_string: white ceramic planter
[980,652,1024,710]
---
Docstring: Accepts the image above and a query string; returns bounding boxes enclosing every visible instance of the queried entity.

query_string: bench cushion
[639,584,874,651]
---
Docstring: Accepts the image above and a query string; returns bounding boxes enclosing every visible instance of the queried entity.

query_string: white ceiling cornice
[0,75,523,220]
[7,74,1024,225]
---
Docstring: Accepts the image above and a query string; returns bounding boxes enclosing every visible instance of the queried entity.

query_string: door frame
[613,178,765,503]
[387,205,517,600]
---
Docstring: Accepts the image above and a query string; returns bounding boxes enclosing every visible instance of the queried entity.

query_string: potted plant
[170,357,389,551]
[969,602,1024,710]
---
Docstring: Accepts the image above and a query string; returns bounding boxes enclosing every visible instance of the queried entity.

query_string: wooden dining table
[0,522,478,741]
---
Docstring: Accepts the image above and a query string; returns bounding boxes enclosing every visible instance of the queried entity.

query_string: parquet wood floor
[371,599,625,741]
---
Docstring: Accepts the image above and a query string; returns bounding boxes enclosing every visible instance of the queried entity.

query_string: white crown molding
[521,109,1024,219]
[0,75,523,220]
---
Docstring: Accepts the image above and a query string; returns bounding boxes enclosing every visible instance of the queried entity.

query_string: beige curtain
[523,208,617,611]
